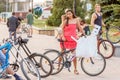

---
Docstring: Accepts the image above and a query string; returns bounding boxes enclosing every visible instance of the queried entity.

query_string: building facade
[43,0,53,7]
[9,0,33,12]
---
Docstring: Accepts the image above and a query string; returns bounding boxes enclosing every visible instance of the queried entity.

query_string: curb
[114,44,120,57]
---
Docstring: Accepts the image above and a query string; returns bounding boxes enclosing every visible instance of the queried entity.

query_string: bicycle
[0,37,41,80]
[43,38,106,76]
[56,26,115,59]
[19,23,29,35]
[9,36,53,78]
[97,27,115,59]
[106,25,120,44]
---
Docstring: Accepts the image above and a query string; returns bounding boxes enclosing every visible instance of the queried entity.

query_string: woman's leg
[72,50,79,75]
[57,48,64,70]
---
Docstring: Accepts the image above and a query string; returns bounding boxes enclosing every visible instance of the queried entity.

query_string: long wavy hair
[66,9,77,26]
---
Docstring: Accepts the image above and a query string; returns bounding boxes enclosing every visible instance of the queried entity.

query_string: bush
[46,16,61,27]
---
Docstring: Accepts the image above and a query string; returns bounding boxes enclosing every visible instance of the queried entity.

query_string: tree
[90,0,120,26]
[46,0,86,26]
[0,0,6,12]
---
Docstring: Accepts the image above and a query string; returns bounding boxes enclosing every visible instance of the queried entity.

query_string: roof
[43,7,52,10]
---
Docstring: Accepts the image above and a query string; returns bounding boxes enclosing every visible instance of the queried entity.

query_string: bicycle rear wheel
[98,40,115,59]
[43,50,64,75]
[21,24,29,34]
[106,26,120,44]
[81,53,106,76]
[20,58,41,80]
[29,53,53,78]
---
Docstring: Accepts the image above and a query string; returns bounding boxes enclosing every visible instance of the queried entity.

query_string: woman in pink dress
[60,9,84,75]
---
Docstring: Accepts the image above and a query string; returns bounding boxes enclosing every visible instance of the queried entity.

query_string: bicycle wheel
[81,53,106,76]
[20,58,41,80]
[29,53,53,78]
[22,27,29,34]
[21,24,29,34]
[106,26,120,44]
[98,40,115,59]
[43,50,64,75]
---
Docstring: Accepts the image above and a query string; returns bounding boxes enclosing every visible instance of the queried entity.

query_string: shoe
[0,74,12,79]
[14,74,24,80]
[74,70,79,75]
[15,76,24,80]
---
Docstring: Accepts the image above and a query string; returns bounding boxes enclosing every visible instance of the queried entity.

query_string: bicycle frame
[10,37,39,68]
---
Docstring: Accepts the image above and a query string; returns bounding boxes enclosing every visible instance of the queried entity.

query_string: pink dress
[61,24,77,49]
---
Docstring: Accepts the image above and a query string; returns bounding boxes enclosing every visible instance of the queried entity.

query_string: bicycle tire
[29,53,53,78]
[22,27,29,34]
[43,50,64,75]
[21,24,29,34]
[106,26,120,44]
[81,53,106,76]
[98,40,115,59]
[20,58,41,80]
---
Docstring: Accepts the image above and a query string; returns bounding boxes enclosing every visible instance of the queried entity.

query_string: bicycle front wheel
[29,53,53,78]
[43,50,64,75]
[81,53,106,76]
[106,26,120,44]
[98,40,115,59]
[20,58,41,80]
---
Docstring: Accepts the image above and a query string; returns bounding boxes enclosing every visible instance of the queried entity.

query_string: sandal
[74,70,79,75]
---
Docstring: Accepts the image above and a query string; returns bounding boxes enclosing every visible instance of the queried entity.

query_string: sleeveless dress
[61,24,77,49]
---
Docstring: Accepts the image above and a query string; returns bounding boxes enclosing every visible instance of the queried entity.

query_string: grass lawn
[33,19,56,30]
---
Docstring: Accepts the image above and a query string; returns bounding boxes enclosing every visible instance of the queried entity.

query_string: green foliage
[0,0,6,12]
[47,0,86,26]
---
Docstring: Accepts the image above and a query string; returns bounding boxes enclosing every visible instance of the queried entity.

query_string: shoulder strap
[95,13,98,17]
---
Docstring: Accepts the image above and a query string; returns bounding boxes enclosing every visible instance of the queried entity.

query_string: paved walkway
[0,23,120,80]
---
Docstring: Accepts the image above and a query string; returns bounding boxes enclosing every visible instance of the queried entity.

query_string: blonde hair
[95,4,100,8]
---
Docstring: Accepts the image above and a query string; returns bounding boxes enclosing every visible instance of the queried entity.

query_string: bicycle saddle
[57,39,67,42]
[18,38,29,44]
[57,39,64,42]
[21,39,29,44]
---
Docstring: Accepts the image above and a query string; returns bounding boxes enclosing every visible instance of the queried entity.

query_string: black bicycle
[106,25,120,44]
[10,36,53,78]
[43,39,106,76]
[98,34,115,59]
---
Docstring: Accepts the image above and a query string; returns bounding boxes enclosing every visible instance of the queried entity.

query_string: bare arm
[102,20,106,27]
[61,15,66,23]
[60,20,66,40]
[101,13,106,27]
[91,13,97,27]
